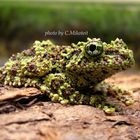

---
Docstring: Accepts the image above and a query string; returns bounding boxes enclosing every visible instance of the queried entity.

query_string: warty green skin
[0,38,135,113]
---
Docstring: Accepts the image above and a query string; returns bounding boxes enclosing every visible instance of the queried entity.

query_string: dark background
[0,1,140,67]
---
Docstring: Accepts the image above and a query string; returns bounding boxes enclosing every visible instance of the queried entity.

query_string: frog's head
[66,38,135,87]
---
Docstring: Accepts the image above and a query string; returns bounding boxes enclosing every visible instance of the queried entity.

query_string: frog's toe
[115,90,134,105]
[119,95,134,105]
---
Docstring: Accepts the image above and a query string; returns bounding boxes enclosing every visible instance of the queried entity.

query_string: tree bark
[0,70,140,140]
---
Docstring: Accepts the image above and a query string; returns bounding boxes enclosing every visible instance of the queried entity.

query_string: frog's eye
[85,42,103,57]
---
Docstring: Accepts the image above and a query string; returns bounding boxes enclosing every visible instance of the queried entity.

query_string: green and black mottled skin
[0,38,135,113]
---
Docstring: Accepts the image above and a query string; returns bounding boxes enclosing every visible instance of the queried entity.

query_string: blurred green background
[0,1,140,66]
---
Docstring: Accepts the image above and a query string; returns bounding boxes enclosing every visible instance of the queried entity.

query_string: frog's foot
[48,90,116,113]
[95,81,134,106]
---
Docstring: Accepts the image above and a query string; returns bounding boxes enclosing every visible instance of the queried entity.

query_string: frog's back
[0,40,72,86]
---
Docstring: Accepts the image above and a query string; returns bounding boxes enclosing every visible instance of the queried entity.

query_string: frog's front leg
[40,73,74,104]
[40,73,106,106]
[94,81,134,105]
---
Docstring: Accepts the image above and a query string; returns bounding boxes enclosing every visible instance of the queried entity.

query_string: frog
[0,38,135,113]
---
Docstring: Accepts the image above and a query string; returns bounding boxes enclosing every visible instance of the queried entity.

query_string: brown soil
[0,69,140,140]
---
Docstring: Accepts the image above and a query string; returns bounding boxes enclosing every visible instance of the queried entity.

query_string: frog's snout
[116,48,135,69]
[125,49,135,66]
